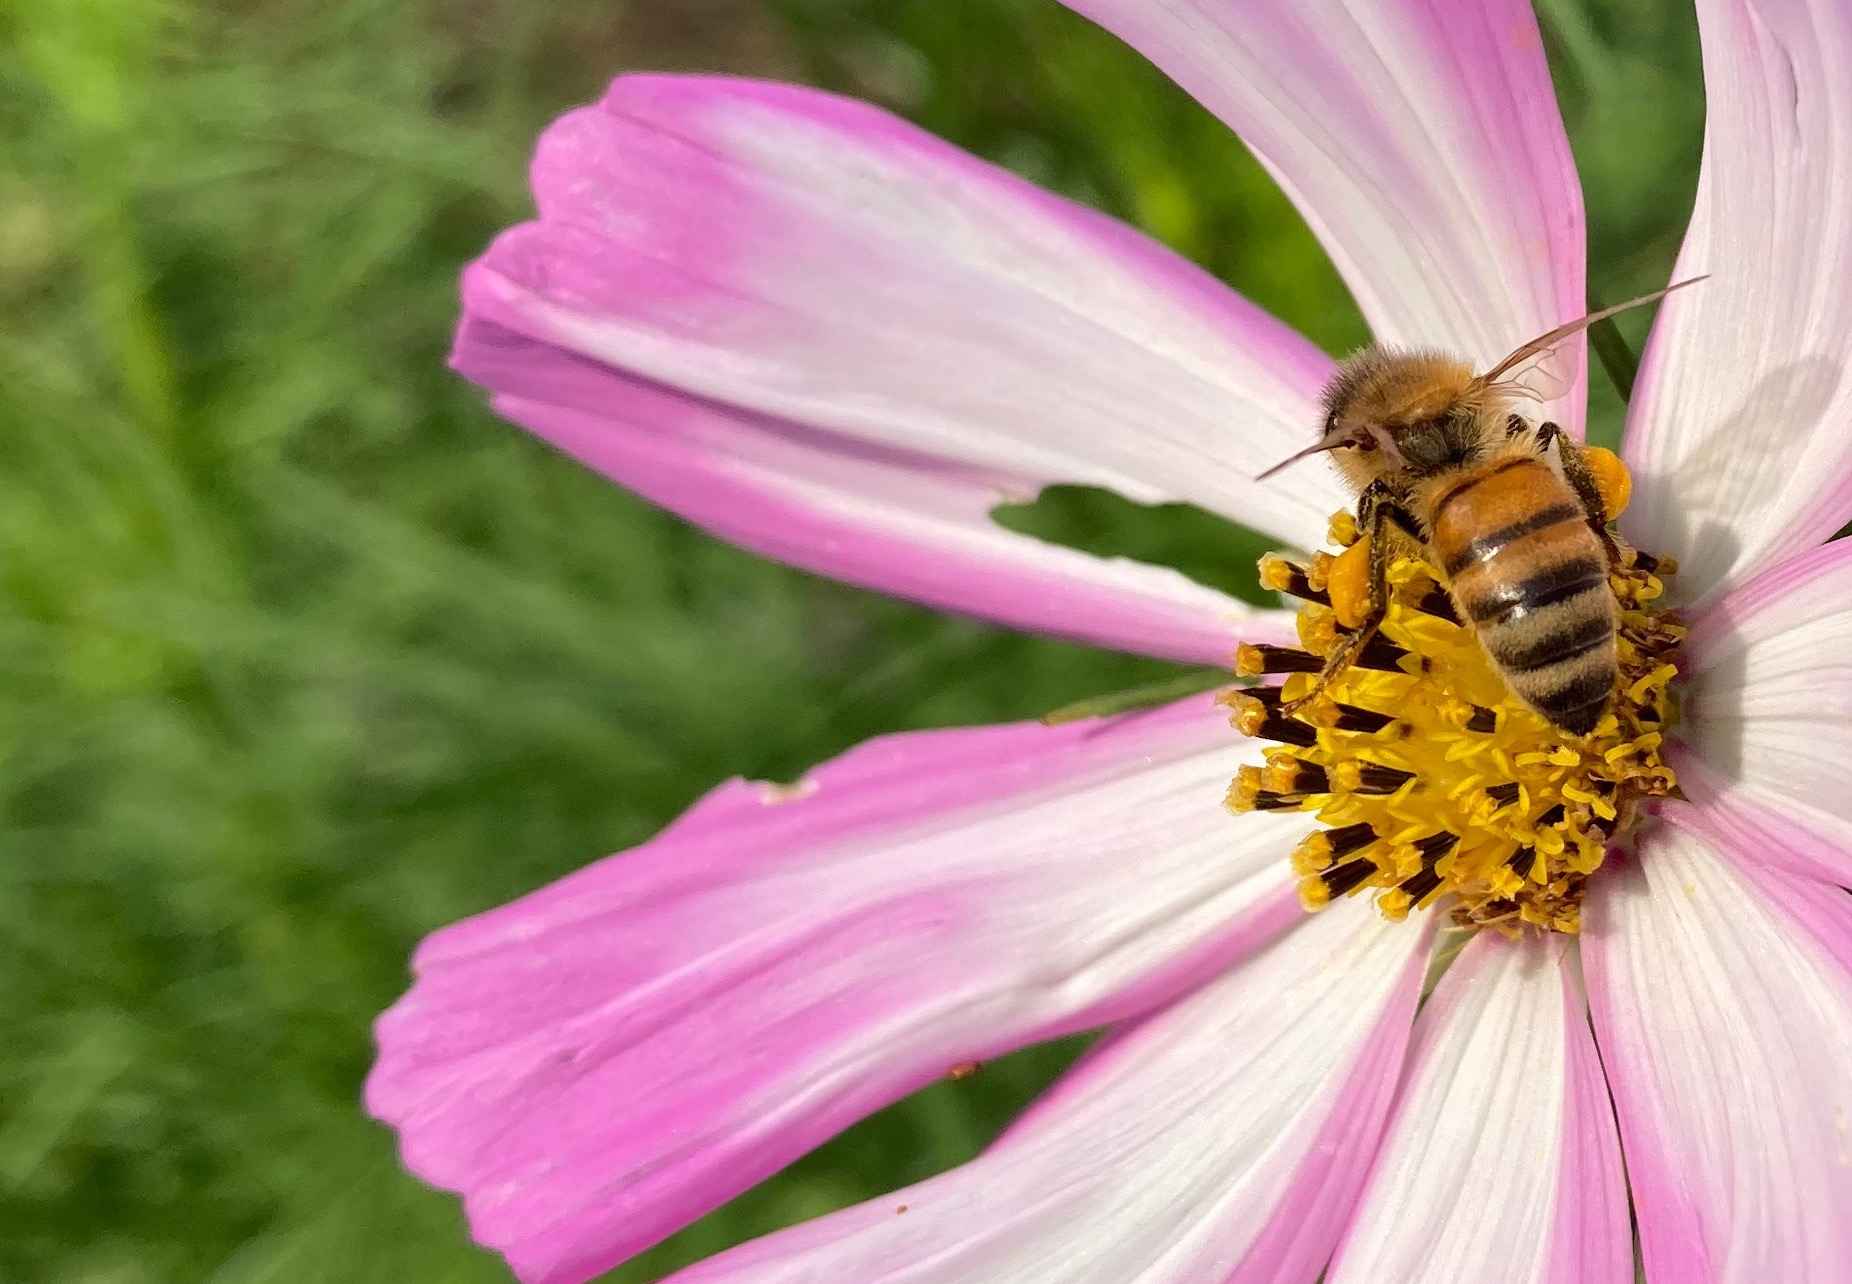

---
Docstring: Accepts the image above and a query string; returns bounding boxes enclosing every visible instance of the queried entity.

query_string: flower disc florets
[1225,510,1684,935]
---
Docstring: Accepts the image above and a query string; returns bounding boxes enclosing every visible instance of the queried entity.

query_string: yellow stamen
[1226,765,1265,813]
[1298,877,1332,911]
[1234,644,1266,678]
[1227,487,1683,935]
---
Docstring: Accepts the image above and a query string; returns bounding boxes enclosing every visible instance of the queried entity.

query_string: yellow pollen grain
[1226,493,1685,936]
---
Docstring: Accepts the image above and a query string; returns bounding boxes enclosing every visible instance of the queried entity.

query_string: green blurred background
[1,1,1700,1279]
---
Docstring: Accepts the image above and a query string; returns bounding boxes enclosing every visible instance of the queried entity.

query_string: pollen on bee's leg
[1581,446,1632,519]
[1327,535,1374,629]
[1239,509,1685,936]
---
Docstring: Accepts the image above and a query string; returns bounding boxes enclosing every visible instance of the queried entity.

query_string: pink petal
[368,693,1311,1284]
[1674,537,1852,886]
[470,366,1293,667]
[455,75,1340,663]
[1059,0,1588,428]
[1622,0,1852,604]
[1583,806,1852,1282]
[1327,932,1628,1284]
[667,900,1431,1284]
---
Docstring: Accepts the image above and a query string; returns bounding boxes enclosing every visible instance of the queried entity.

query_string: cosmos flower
[367,1,1852,1281]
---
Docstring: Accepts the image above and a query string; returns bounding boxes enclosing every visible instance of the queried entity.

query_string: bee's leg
[1535,421,1624,569]
[1279,482,1409,715]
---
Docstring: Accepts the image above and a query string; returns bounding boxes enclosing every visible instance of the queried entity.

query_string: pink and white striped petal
[1674,538,1852,887]
[1583,808,1852,1283]
[463,333,1294,666]
[367,693,1307,1284]
[1059,0,1588,428]
[668,900,1430,1284]
[1622,0,1852,604]
[455,76,1343,661]
[1327,932,1628,1284]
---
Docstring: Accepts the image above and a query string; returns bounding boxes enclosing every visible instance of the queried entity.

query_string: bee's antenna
[1481,275,1709,385]
[1255,427,1358,481]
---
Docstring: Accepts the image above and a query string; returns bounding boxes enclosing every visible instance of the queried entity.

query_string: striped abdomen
[1429,457,1617,734]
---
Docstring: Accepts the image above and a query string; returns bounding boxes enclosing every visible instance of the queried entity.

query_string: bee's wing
[1487,343,1575,405]
[1476,276,1709,395]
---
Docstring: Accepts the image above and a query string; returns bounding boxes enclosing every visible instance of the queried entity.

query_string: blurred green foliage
[0,0,1699,1279]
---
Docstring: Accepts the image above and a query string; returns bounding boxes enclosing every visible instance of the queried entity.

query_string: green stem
[1587,306,1640,405]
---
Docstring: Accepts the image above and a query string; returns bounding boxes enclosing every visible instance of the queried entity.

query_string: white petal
[1061,0,1589,426]
[1622,0,1852,603]
[1328,931,1628,1284]
[669,900,1431,1284]
[369,694,1311,1284]
[1583,807,1852,1283]
[1676,538,1852,886]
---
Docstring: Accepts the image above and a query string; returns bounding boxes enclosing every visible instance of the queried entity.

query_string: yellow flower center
[1224,477,1684,935]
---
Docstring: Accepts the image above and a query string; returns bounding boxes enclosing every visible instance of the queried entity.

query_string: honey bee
[1258,280,1703,735]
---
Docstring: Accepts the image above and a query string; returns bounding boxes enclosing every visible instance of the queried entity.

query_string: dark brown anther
[1349,762,1416,795]
[1465,705,1499,734]
[1414,585,1461,623]
[1397,867,1443,904]
[1328,702,1395,734]
[1236,644,1324,677]
[1485,781,1522,808]
[1413,831,1460,864]
[1351,633,1415,673]
[1258,557,1331,606]
[1245,713,1318,748]
[1505,844,1538,879]
[1324,821,1380,860]
[1322,858,1377,899]
[1536,803,1567,829]
[1267,758,1331,794]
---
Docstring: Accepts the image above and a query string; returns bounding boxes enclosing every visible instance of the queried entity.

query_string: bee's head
[1257,348,1478,486]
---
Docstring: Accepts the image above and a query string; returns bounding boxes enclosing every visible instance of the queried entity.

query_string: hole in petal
[993,484,1283,605]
